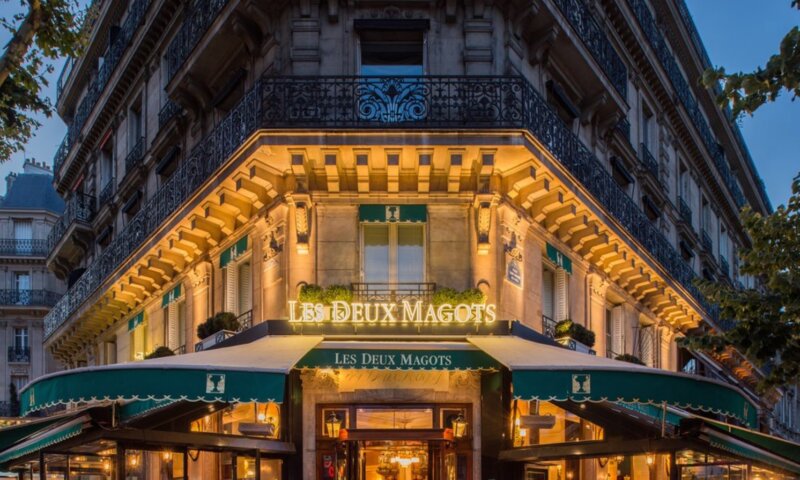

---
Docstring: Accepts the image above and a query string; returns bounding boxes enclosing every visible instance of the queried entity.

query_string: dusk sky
[1,0,798,208]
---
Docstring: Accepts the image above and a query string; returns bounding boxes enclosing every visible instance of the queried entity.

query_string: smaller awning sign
[546,243,572,274]
[297,348,498,371]
[161,284,182,308]
[220,236,249,268]
[127,312,144,331]
[359,205,427,223]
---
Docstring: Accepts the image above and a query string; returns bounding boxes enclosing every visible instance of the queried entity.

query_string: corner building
[3,0,800,478]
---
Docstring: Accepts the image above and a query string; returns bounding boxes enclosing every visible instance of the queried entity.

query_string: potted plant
[195,312,240,351]
[615,353,645,365]
[432,287,487,306]
[322,284,353,305]
[298,284,325,304]
[554,319,596,355]
[145,346,176,359]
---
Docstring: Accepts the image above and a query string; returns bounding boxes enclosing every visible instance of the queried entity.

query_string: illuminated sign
[288,300,496,325]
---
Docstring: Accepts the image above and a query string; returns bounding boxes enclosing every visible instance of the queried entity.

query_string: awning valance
[359,205,427,223]
[220,236,249,268]
[297,341,499,370]
[161,284,182,307]
[127,311,144,331]
[20,336,323,415]
[0,416,87,465]
[468,336,758,428]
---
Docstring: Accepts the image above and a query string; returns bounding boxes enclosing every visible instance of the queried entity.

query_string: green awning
[161,284,182,308]
[0,417,64,452]
[127,311,144,331]
[359,205,427,223]
[702,426,800,474]
[0,417,86,465]
[546,243,572,273]
[468,336,758,428]
[220,236,249,268]
[20,335,323,415]
[297,341,499,370]
[703,418,800,464]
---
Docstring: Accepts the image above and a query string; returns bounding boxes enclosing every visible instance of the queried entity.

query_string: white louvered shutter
[542,269,554,320]
[639,326,654,367]
[225,263,238,314]
[177,301,186,349]
[238,261,252,314]
[611,306,625,356]
[555,268,568,321]
[166,302,178,350]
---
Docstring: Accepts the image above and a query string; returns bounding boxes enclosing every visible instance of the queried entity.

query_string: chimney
[22,158,52,175]
[5,172,17,195]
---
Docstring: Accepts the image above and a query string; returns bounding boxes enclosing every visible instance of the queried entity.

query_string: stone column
[188,261,212,350]
[587,274,608,355]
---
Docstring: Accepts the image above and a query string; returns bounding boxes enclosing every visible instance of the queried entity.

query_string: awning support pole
[38,450,44,480]
[255,450,261,480]
[116,445,125,480]
[669,452,678,480]
[661,401,667,437]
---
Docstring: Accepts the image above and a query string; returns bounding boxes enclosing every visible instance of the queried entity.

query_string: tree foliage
[684,174,800,391]
[0,0,86,159]
[703,2,800,118]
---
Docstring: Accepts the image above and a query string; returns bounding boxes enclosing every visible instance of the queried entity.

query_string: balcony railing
[678,196,692,226]
[0,239,49,257]
[719,255,729,278]
[8,346,30,363]
[166,0,230,83]
[44,75,723,338]
[193,309,254,352]
[615,117,631,143]
[351,283,436,304]
[550,0,627,97]
[158,99,182,129]
[46,192,96,252]
[125,136,146,174]
[542,315,557,339]
[237,309,253,331]
[173,345,186,355]
[626,0,746,209]
[55,0,104,101]
[99,178,115,207]
[700,229,713,253]
[0,289,61,307]
[639,143,659,179]
[53,0,151,175]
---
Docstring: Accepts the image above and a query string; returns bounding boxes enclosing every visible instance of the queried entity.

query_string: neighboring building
[0,160,64,415]
[0,0,797,478]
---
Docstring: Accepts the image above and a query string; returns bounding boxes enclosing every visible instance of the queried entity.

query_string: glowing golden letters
[288,300,496,325]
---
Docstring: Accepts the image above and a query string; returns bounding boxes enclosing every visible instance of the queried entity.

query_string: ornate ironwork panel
[8,346,31,363]
[542,315,557,339]
[99,178,115,207]
[678,196,692,226]
[125,136,146,173]
[0,239,49,256]
[166,0,230,82]
[46,193,96,252]
[158,99,183,129]
[639,143,659,179]
[0,289,61,307]
[351,283,436,304]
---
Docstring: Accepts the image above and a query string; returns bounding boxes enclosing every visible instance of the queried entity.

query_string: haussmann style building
[1,0,799,479]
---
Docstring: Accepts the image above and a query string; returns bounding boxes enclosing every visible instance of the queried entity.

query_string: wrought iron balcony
[46,192,96,252]
[166,0,229,83]
[125,137,146,174]
[542,315,557,339]
[719,255,729,278]
[8,346,30,363]
[351,283,436,304]
[700,229,713,253]
[173,344,187,355]
[626,0,746,209]
[0,289,61,307]
[44,75,723,338]
[550,0,627,97]
[0,239,49,257]
[639,143,659,179]
[53,0,151,176]
[678,196,692,226]
[99,178,115,207]
[158,99,182,129]
[615,117,631,143]
[237,309,253,331]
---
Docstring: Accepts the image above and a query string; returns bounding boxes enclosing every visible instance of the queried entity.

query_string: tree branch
[0,0,44,89]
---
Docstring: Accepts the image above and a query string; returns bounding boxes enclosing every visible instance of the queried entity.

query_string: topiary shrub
[298,284,325,303]
[145,346,176,359]
[554,319,596,348]
[432,287,487,306]
[615,354,645,365]
[197,312,240,340]
[322,284,353,304]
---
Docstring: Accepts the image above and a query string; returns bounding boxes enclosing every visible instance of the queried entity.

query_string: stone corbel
[188,261,212,290]
[579,92,608,126]
[290,194,312,255]
[474,195,493,255]
[499,205,531,262]
[527,23,559,67]
[231,12,262,54]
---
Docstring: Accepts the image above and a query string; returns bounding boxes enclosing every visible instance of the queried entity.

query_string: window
[11,376,28,392]
[642,106,654,149]
[14,328,28,349]
[605,306,624,358]
[14,272,30,305]
[130,321,147,361]
[362,224,425,283]
[224,258,252,316]
[129,100,142,145]
[701,198,711,232]
[100,144,114,188]
[512,400,603,447]
[541,264,569,323]
[679,165,692,205]
[13,219,32,255]
[637,324,658,368]
[359,28,424,76]
[163,300,186,352]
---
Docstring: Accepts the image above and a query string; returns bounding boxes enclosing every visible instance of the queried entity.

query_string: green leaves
[685,174,800,391]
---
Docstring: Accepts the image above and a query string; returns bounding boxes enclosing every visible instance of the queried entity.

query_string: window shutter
[542,269,554,320]
[225,263,238,314]
[555,268,568,321]
[639,326,655,367]
[611,306,625,356]
[166,302,178,350]
[177,301,186,348]
[238,261,252,314]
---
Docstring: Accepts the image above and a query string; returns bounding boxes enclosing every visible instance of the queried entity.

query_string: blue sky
[1,1,798,207]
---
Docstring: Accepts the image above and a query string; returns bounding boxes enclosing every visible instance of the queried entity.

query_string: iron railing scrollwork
[639,143,659,179]
[615,117,631,143]
[44,75,725,339]
[0,289,61,307]
[0,239,49,256]
[542,315,557,339]
[125,136,146,174]
[700,229,712,253]
[53,0,151,176]
[719,255,729,278]
[46,192,96,252]
[99,178,115,207]
[158,99,182,129]
[236,310,253,332]
[166,0,230,83]
[626,0,746,210]
[678,196,692,226]
[351,283,436,304]
[8,346,31,363]
[550,0,627,97]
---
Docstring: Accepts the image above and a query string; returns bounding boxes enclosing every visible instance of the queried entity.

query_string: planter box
[194,329,237,352]
[555,336,596,355]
